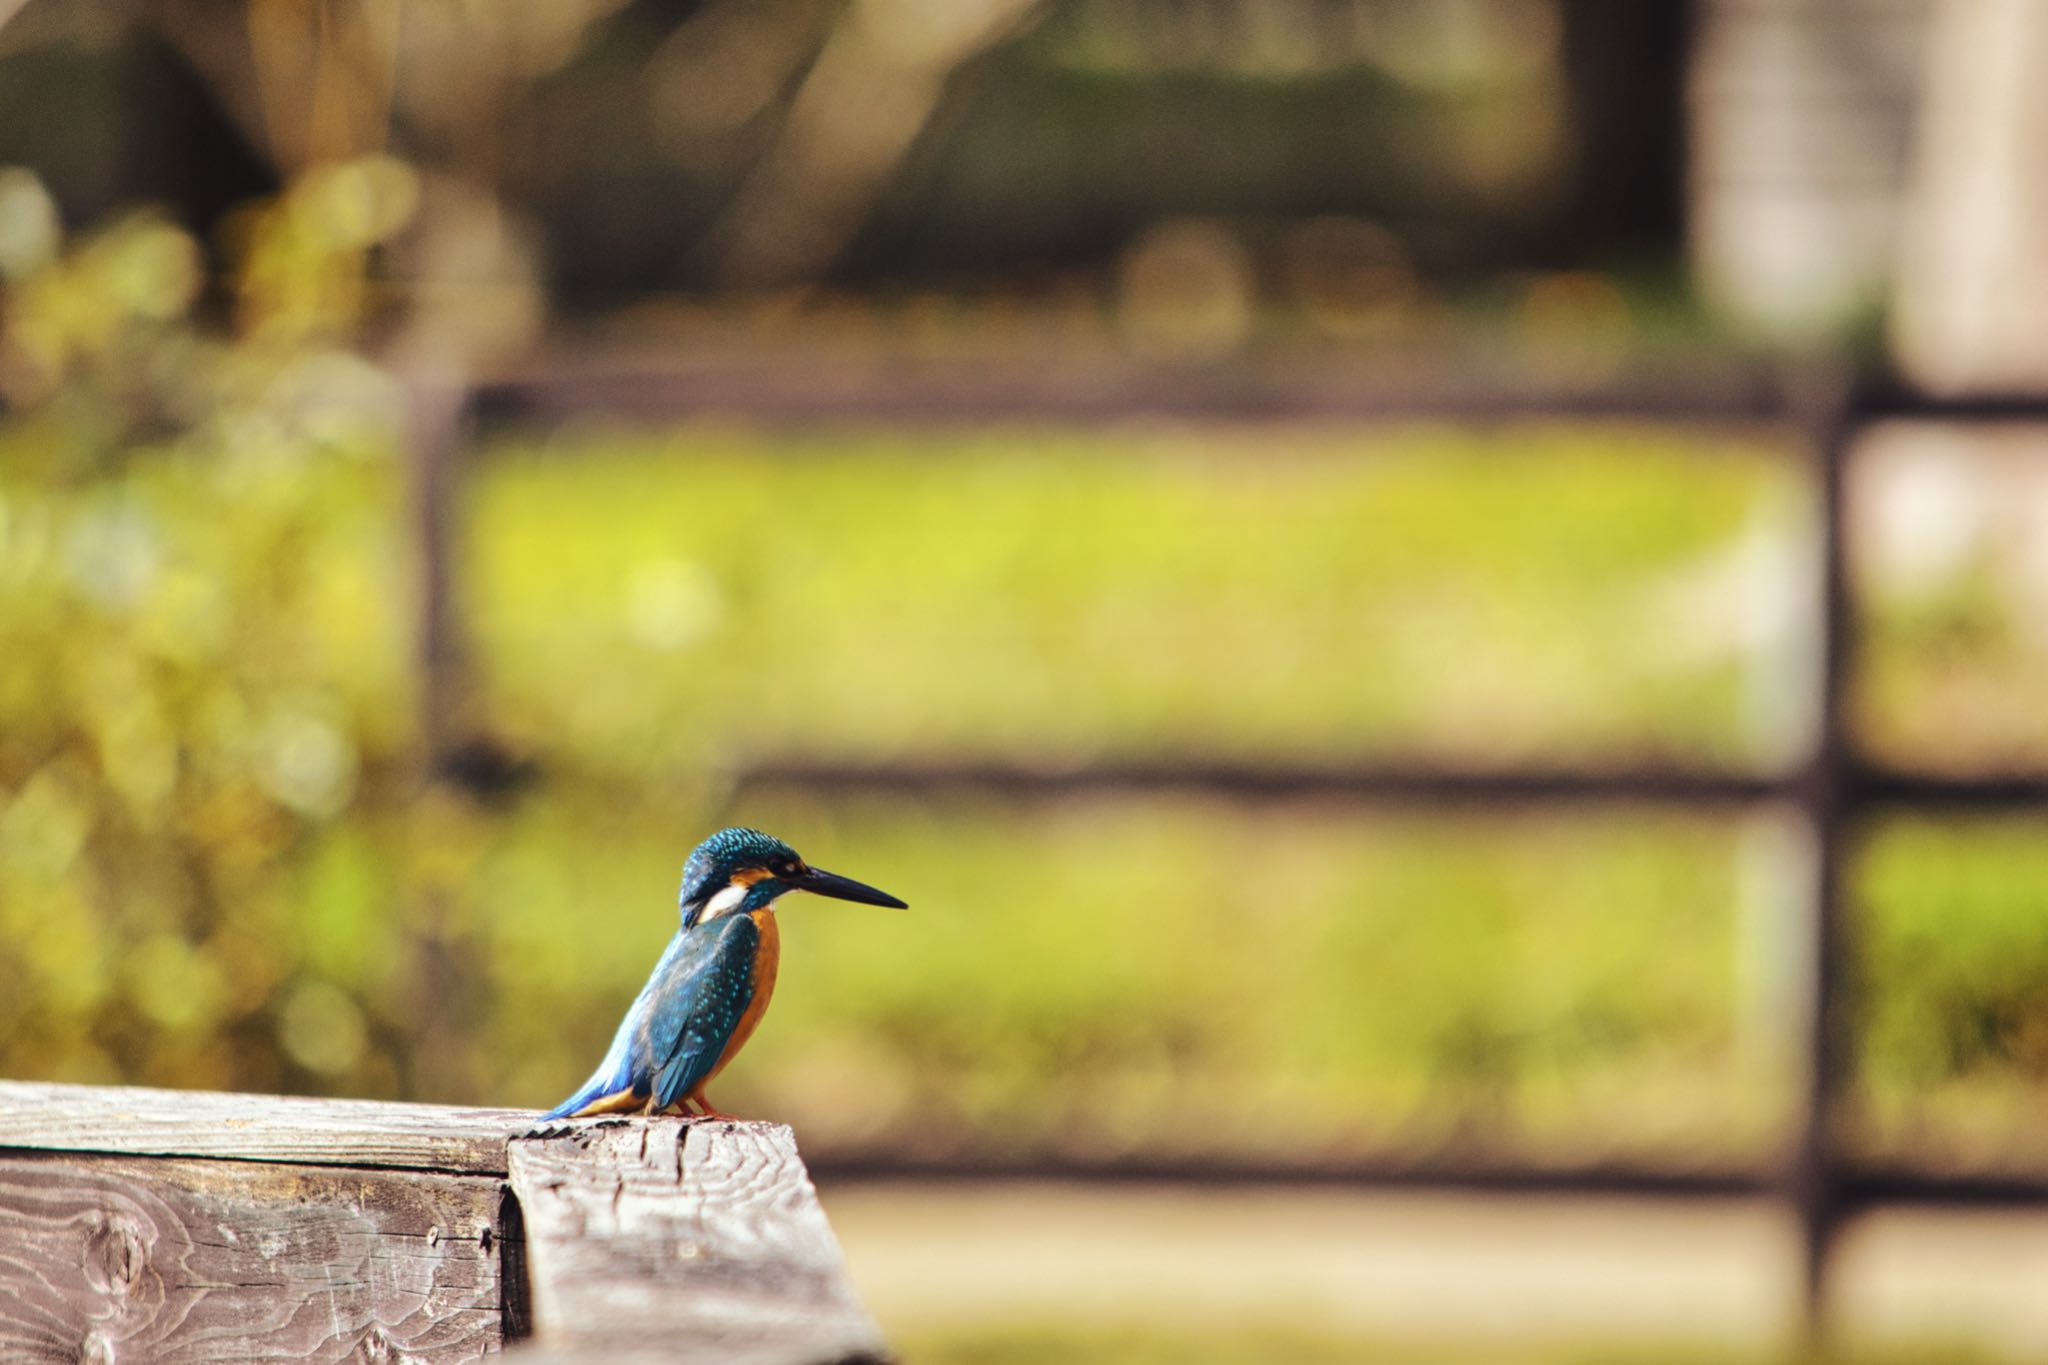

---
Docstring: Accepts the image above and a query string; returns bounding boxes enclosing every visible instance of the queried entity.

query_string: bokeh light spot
[278,978,370,1076]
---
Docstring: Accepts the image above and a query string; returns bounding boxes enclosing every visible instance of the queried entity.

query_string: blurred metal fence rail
[470,360,1797,428]
[799,1148,2048,1209]
[444,358,2048,1334]
[735,755,2048,809]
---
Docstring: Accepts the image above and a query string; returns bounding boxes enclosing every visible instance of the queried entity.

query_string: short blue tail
[537,1038,643,1122]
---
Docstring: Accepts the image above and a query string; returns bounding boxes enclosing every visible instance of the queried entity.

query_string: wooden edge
[507,1116,890,1365]
[0,1079,536,1174]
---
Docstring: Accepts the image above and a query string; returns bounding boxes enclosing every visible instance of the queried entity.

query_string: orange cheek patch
[731,867,773,887]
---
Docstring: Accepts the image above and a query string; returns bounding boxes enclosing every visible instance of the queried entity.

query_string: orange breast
[700,909,781,1090]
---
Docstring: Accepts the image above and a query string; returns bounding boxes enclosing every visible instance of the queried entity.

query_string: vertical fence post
[405,372,471,777]
[398,371,490,1101]
[1788,369,1861,1336]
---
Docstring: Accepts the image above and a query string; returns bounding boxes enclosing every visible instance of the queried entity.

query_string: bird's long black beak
[789,864,907,908]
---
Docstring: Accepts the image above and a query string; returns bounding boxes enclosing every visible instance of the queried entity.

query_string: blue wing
[643,913,760,1110]
[540,915,760,1121]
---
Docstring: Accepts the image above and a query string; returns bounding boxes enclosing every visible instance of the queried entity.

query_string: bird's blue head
[678,827,907,929]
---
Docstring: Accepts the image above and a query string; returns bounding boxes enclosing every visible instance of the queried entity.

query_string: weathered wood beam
[0,1151,507,1363]
[507,1117,886,1364]
[0,1083,887,1364]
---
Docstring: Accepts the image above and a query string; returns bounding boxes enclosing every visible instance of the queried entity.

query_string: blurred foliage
[1853,816,2048,1170]
[0,161,419,1094]
[5,166,2048,1177]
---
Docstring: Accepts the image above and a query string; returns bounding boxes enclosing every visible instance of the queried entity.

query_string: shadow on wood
[0,1081,886,1364]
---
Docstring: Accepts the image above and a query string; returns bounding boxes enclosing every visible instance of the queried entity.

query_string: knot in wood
[357,1324,398,1363]
[81,1212,147,1297]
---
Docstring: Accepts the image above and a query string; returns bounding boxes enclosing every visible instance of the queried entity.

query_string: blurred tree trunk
[712,0,1046,289]
[1558,0,1689,258]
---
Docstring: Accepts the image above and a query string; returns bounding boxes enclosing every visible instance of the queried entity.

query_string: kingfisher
[538,827,906,1124]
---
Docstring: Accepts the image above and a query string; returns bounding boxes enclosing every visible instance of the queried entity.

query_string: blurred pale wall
[1894,0,2048,391]
[1695,0,2048,392]
[1689,0,1931,342]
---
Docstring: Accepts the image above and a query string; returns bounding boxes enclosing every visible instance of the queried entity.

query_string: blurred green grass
[1851,428,2048,775]
[5,415,2048,1173]
[475,787,1755,1164]
[468,422,1804,775]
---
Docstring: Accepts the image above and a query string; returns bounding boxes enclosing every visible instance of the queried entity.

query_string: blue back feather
[540,914,761,1119]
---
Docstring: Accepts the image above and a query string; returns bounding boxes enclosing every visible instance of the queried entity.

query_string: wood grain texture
[508,1118,886,1365]
[0,1081,533,1175]
[0,1151,507,1363]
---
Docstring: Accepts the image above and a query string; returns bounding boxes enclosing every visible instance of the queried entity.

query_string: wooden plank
[0,1081,532,1175]
[508,1117,885,1365]
[0,1151,507,1363]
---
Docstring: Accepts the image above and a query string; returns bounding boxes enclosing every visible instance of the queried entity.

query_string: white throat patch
[697,881,750,924]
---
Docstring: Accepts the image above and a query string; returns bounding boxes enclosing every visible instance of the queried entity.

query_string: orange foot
[687,1093,741,1121]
